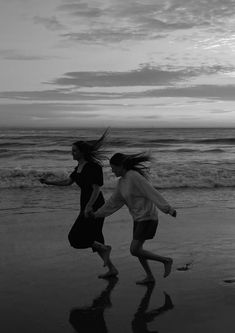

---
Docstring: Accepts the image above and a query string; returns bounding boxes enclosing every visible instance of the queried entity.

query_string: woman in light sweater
[90,152,177,285]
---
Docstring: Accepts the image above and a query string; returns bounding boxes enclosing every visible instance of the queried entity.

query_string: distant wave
[1,147,223,158]
[0,148,69,159]
[145,138,235,145]
[1,136,235,152]
[202,148,225,153]
[109,137,235,148]
[0,142,37,148]
[16,149,69,157]
[156,148,225,153]
[196,138,235,145]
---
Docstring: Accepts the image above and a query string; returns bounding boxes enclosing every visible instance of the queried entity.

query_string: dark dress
[68,162,105,250]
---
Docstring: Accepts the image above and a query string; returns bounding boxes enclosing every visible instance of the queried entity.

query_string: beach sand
[1,206,235,333]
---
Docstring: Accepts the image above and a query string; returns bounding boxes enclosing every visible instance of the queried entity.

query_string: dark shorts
[133,219,158,241]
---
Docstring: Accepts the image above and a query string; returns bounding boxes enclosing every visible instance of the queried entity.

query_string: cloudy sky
[0,0,235,127]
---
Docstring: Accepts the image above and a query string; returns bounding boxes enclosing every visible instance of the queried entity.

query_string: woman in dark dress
[40,131,118,279]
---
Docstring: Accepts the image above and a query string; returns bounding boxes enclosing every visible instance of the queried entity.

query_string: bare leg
[96,251,119,279]
[92,241,118,278]
[92,241,112,267]
[130,240,173,279]
[136,257,155,285]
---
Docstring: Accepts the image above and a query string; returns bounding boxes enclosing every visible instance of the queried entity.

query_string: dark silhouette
[132,284,174,333]
[69,277,118,333]
[40,130,118,278]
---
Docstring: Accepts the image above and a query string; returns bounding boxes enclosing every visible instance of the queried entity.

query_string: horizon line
[0,126,235,130]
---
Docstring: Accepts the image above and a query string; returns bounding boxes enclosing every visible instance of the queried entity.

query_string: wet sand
[1,206,235,332]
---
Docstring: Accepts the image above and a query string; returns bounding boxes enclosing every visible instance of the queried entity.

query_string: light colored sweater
[95,170,171,222]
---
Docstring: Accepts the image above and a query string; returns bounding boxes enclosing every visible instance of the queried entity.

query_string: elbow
[95,211,104,218]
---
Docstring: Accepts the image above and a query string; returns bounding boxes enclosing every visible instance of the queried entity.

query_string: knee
[130,244,140,257]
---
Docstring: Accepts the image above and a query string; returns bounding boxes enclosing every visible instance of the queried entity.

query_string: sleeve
[130,171,171,213]
[95,187,125,217]
[88,164,103,186]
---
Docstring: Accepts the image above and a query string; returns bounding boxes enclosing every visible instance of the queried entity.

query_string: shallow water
[1,186,235,220]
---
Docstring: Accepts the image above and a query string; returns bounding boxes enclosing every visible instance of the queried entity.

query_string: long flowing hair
[73,129,109,165]
[109,152,152,178]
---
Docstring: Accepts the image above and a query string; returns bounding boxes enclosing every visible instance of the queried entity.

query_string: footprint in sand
[177,262,192,271]
[223,279,235,284]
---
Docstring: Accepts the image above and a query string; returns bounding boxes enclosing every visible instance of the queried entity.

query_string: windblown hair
[110,152,152,178]
[73,129,109,165]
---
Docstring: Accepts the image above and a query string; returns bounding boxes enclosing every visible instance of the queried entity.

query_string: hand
[84,205,93,218]
[87,211,95,218]
[169,207,177,217]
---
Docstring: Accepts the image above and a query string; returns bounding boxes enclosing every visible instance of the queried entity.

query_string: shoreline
[1,186,235,217]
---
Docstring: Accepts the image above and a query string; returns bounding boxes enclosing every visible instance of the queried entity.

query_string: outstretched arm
[40,177,73,186]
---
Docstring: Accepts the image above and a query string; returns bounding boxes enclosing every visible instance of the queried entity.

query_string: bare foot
[102,245,112,267]
[98,269,119,279]
[164,258,173,278]
[136,277,155,285]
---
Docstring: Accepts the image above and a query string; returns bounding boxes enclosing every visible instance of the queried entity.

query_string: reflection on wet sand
[69,278,174,333]
[132,284,174,333]
[69,277,118,333]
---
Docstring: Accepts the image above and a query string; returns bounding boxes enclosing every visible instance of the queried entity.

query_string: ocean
[1,127,235,216]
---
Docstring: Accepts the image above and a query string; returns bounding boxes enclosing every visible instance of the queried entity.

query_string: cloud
[0,65,234,102]
[58,3,104,18]
[210,109,233,113]
[50,64,233,88]
[139,84,235,101]
[167,0,235,21]
[61,29,153,44]
[59,0,235,25]
[0,103,102,115]
[0,89,123,101]
[33,15,66,31]
[0,49,49,61]
[0,103,102,127]
[1,83,235,102]
[56,0,235,43]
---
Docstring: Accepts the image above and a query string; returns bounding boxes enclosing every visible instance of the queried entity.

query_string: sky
[0,0,235,128]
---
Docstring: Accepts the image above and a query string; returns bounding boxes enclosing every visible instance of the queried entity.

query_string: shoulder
[124,170,142,184]
[126,170,142,180]
[126,169,149,186]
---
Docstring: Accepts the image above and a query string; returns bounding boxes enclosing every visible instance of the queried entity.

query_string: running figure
[90,152,176,284]
[40,131,118,279]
